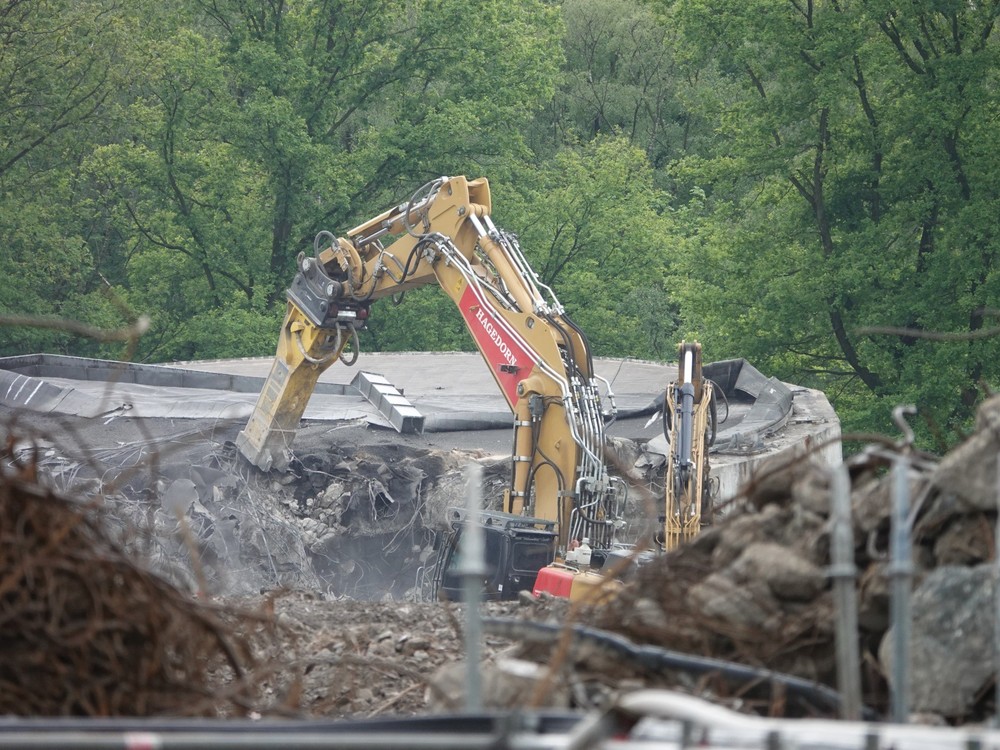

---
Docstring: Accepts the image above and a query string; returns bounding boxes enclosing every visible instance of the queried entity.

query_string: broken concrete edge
[0,354,518,434]
[642,358,806,461]
[0,354,513,438]
[636,359,795,443]
[0,354,842,487]
[711,386,842,504]
[641,383,842,506]
[0,353,355,396]
[0,354,356,416]
[352,371,425,434]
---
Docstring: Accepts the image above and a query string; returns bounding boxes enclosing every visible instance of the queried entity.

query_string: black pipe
[482,617,879,721]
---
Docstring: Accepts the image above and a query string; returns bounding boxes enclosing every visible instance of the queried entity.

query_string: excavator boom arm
[237,176,624,553]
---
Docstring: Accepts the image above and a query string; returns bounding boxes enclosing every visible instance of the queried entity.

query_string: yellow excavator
[662,341,716,550]
[236,176,627,600]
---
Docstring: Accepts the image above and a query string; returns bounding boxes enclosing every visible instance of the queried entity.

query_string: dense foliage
[1,0,998,448]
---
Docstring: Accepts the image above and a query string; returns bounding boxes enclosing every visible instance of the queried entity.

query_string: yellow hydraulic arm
[664,341,715,550]
[236,176,625,554]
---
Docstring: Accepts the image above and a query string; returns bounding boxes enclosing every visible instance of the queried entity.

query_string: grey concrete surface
[0,352,842,499]
[168,352,672,410]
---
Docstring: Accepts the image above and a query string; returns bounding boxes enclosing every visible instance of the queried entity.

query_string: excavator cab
[433,509,557,601]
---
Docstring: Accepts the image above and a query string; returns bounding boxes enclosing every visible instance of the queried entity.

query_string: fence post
[830,462,862,720]
[889,451,913,723]
[460,462,485,712]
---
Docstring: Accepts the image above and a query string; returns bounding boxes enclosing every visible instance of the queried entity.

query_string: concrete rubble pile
[10,415,509,600]
[4,395,1000,723]
[590,393,1000,724]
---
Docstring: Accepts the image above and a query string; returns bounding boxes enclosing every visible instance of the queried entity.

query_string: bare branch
[0,314,150,342]
[859,308,1000,342]
[857,324,1000,342]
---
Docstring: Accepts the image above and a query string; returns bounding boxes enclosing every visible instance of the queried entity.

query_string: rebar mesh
[0,461,257,717]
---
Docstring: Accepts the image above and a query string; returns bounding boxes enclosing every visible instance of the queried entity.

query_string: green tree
[0,0,140,356]
[195,0,562,293]
[83,27,275,360]
[499,137,678,359]
[532,0,705,172]
[82,0,563,361]
[663,0,1000,443]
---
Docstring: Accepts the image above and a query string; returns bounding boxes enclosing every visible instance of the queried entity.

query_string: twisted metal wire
[0,460,258,717]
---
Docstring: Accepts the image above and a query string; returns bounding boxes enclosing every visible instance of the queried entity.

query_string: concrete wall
[711,385,842,508]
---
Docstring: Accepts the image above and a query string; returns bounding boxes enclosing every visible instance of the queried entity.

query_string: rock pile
[590,395,1000,723]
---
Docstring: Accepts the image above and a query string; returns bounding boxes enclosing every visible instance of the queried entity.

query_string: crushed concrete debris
[589,394,1000,722]
[0,454,261,717]
[3,395,1000,724]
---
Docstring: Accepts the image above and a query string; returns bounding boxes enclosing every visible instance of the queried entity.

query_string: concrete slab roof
[0,352,842,501]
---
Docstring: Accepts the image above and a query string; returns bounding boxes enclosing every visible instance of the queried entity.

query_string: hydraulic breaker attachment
[236,303,351,471]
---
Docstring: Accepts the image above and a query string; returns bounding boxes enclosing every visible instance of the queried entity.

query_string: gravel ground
[236,592,543,718]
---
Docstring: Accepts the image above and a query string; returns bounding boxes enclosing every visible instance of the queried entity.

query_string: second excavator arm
[663,341,716,549]
[237,176,625,555]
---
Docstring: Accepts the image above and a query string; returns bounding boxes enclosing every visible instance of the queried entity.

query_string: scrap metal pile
[0,449,261,717]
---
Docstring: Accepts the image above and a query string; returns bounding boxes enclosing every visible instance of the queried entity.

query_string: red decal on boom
[459,286,535,405]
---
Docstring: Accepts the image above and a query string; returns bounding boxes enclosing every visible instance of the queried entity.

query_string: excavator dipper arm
[237,176,625,554]
[664,341,715,549]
